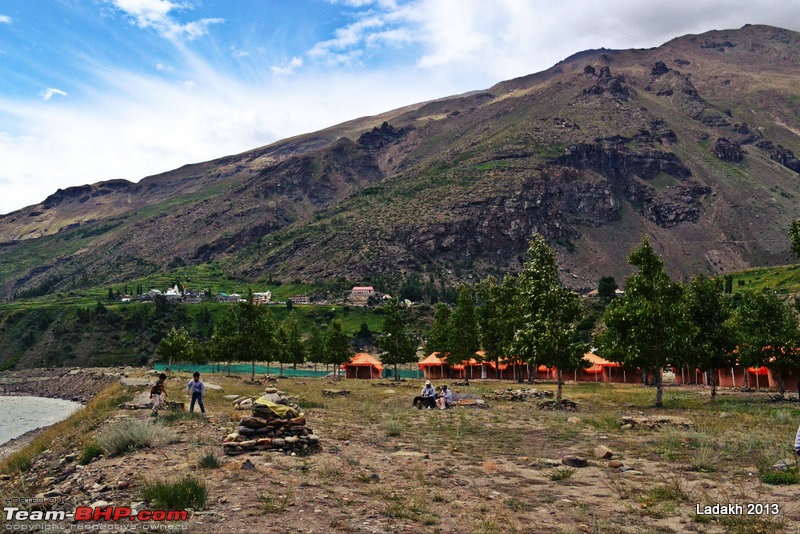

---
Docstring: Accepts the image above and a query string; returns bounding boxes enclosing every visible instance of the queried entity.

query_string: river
[0,396,83,446]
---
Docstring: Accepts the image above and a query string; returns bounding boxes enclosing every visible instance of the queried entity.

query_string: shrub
[197,450,221,469]
[142,476,207,509]
[96,418,178,456]
[79,442,104,465]
[550,467,576,481]
[760,470,798,485]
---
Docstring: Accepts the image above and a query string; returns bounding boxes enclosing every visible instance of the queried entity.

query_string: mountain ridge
[1,24,799,298]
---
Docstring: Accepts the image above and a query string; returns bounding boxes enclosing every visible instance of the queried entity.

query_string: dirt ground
[2,370,800,533]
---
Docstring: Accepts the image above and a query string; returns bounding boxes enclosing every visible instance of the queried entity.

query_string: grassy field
[2,374,800,533]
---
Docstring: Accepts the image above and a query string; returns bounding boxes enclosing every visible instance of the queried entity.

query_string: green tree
[279,314,306,373]
[324,319,352,377]
[376,298,418,380]
[476,275,517,379]
[157,326,200,370]
[681,274,736,400]
[207,295,278,381]
[446,285,481,379]
[790,218,800,259]
[597,276,618,303]
[595,236,686,407]
[305,325,325,364]
[510,234,587,401]
[729,289,799,396]
[424,303,452,355]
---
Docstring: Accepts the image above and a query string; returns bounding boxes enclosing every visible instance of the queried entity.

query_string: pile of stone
[619,415,693,430]
[489,388,554,402]
[223,390,320,456]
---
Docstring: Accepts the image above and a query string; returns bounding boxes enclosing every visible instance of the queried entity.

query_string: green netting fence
[153,362,424,379]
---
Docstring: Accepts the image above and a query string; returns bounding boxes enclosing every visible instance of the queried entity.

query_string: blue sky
[0,0,798,215]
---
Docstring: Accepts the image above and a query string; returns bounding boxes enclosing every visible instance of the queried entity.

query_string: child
[150,373,167,416]
[186,372,206,414]
[436,384,453,410]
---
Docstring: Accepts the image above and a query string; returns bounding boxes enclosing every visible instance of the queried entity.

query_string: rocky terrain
[1,371,799,533]
[1,25,800,298]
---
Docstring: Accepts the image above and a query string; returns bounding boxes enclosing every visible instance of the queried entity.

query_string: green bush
[760,470,798,485]
[142,476,207,509]
[197,450,221,469]
[79,442,104,465]
[96,418,178,456]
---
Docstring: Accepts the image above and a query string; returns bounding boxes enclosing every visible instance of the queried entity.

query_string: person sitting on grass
[150,373,167,416]
[412,380,437,409]
[436,384,453,410]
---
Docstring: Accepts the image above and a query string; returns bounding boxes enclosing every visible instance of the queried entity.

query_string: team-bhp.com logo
[4,505,189,530]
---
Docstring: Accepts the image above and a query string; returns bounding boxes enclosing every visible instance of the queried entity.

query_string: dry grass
[3,375,800,533]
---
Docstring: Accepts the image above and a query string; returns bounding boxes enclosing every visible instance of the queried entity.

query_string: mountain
[2,24,800,298]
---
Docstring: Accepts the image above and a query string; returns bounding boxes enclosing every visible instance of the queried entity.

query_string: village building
[253,291,272,305]
[349,286,375,305]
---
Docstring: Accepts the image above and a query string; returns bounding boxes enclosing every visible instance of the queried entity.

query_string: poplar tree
[596,236,685,407]
[377,297,417,380]
[510,234,586,401]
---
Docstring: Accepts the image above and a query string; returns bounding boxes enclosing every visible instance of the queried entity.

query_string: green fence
[154,362,424,379]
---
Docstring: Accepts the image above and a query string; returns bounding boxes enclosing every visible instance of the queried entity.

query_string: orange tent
[418,352,449,380]
[343,353,384,379]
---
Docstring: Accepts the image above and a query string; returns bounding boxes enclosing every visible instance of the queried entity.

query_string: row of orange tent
[418,351,642,383]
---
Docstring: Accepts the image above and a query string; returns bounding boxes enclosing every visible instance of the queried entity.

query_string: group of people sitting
[412,380,453,410]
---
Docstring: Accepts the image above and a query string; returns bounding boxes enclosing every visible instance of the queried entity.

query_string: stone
[117,480,130,490]
[608,460,624,469]
[567,416,581,424]
[241,459,256,471]
[594,445,613,459]
[561,455,588,468]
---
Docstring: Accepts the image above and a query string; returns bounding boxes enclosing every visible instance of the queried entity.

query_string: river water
[0,396,84,446]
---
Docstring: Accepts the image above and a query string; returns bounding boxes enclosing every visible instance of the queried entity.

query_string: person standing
[150,373,167,416]
[186,372,206,414]
[794,421,800,457]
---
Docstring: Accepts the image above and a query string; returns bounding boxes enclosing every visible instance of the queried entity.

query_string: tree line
[158,221,800,407]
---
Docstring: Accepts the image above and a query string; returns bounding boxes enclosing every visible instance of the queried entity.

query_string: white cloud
[108,0,223,41]
[40,88,67,101]
[270,57,304,76]
[2,0,800,215]
[0,14,11,24]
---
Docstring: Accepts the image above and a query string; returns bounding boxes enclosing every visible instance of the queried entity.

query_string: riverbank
[0,367,137,461]
[0,367,135,402]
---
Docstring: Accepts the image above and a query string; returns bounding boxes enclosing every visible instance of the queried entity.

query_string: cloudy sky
[0,0,798,215]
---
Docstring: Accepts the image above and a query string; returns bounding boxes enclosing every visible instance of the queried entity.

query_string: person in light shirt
[186,372,206,415]
[436,384,453,410]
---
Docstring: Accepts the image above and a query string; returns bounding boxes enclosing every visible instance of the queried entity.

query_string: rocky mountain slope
[1,24,799,297]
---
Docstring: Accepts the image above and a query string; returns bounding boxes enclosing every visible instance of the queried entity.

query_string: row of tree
[157,221,800,407]
[420,232,800,406]
[157,296,355,381]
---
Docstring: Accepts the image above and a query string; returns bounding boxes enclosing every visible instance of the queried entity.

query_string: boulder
[594,445,613,459]
[561,455,588,468]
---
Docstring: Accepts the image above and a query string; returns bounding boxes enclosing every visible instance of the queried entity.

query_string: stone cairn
[222,390,320,456]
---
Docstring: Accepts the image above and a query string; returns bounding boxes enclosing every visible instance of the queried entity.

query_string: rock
[237,399,253,408]
[117,480,130,490]
[239,416,268,429]
[561,455,588,468]
[567,416,581,424]
[621,424,633,430]
[224,395,240,401]
[594,445,613,459]
[241,459,256,471]
[771,460,793,472]
[608,460,624,469]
